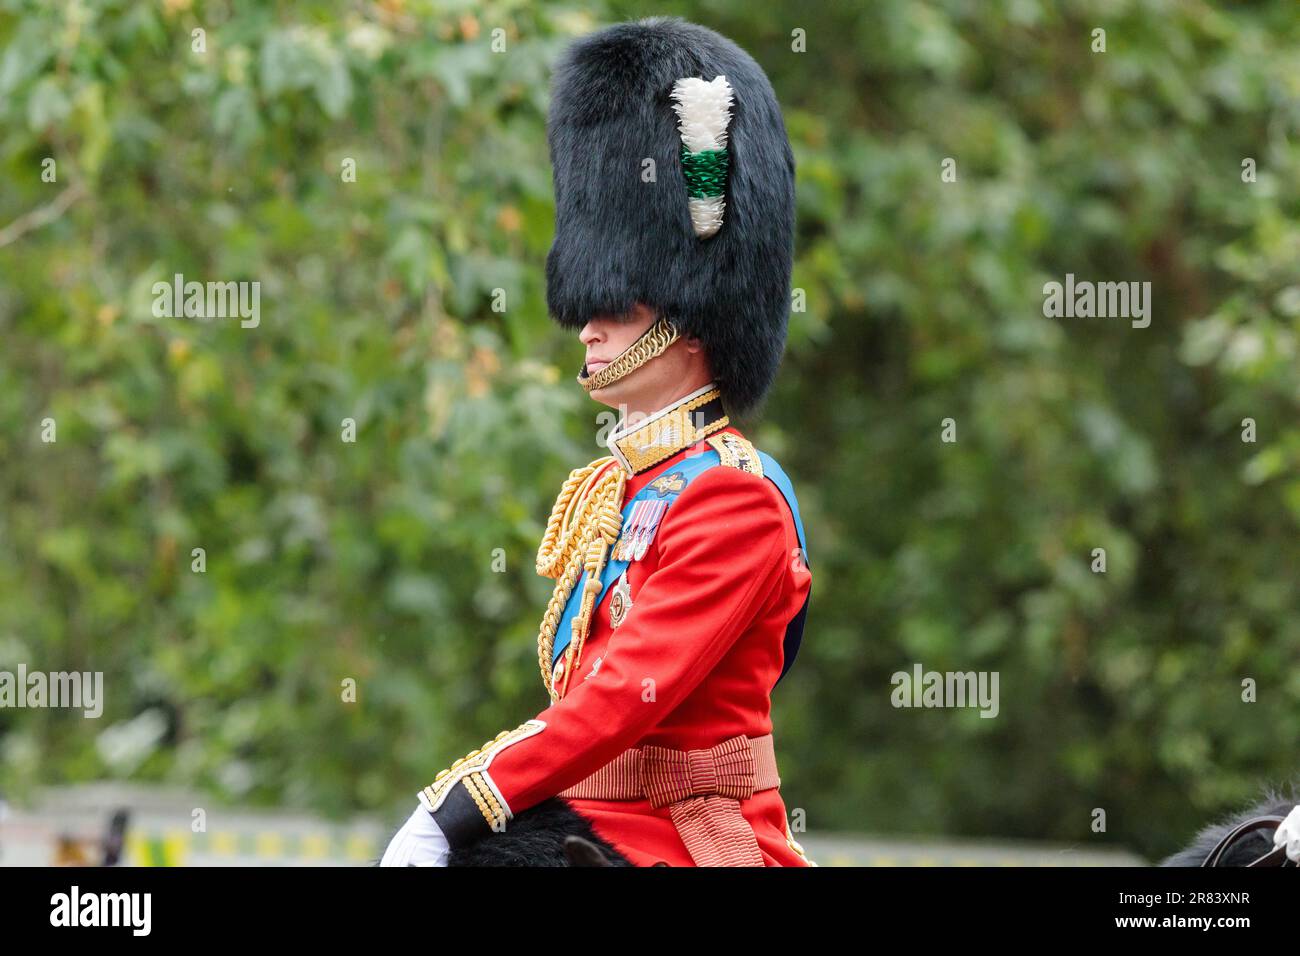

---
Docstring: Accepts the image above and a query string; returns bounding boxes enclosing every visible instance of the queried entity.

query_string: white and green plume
[670,75,735,239]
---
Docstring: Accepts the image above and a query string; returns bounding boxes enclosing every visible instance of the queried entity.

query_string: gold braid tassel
[535,457,627,700]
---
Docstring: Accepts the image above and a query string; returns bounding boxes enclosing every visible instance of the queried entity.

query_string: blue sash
[551,449,810,686]
[757,451,810,684]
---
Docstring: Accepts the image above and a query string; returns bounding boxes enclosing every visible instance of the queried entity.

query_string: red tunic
[483,424,812,866]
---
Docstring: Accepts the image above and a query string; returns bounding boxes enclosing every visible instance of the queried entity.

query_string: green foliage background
[1,0,1297,860]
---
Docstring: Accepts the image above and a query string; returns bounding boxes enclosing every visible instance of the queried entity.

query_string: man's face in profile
[578,305,708,414]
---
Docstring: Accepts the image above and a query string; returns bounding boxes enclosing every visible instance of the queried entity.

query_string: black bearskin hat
[545,17,796,416]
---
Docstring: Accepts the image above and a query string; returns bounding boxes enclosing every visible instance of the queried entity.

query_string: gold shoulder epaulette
[707,433,764,477]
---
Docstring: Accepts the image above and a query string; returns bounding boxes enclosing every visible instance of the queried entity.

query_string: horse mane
[447,797,633,867]
[1161,786,1299,867]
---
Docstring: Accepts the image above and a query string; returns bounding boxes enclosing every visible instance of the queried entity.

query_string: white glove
[380,802,452,867]
[1273,805,1300,863]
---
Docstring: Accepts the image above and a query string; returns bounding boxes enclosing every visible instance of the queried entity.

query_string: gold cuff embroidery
[420,720,547,819]
[462,772,507,832]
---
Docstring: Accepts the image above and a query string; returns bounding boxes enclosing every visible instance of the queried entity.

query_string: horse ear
[102,808,130,866]
[564,835,615,867]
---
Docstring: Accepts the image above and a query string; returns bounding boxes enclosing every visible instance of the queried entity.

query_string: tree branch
[0,181,87,249]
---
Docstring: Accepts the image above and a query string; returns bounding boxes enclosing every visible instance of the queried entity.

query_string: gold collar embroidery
[605,383,729,475]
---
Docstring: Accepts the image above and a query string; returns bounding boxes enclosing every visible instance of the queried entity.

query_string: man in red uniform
[381,17,811,867]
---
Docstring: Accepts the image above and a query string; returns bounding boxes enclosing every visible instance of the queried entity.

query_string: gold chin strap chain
[535,456,628,700]
[577,318,680,392]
